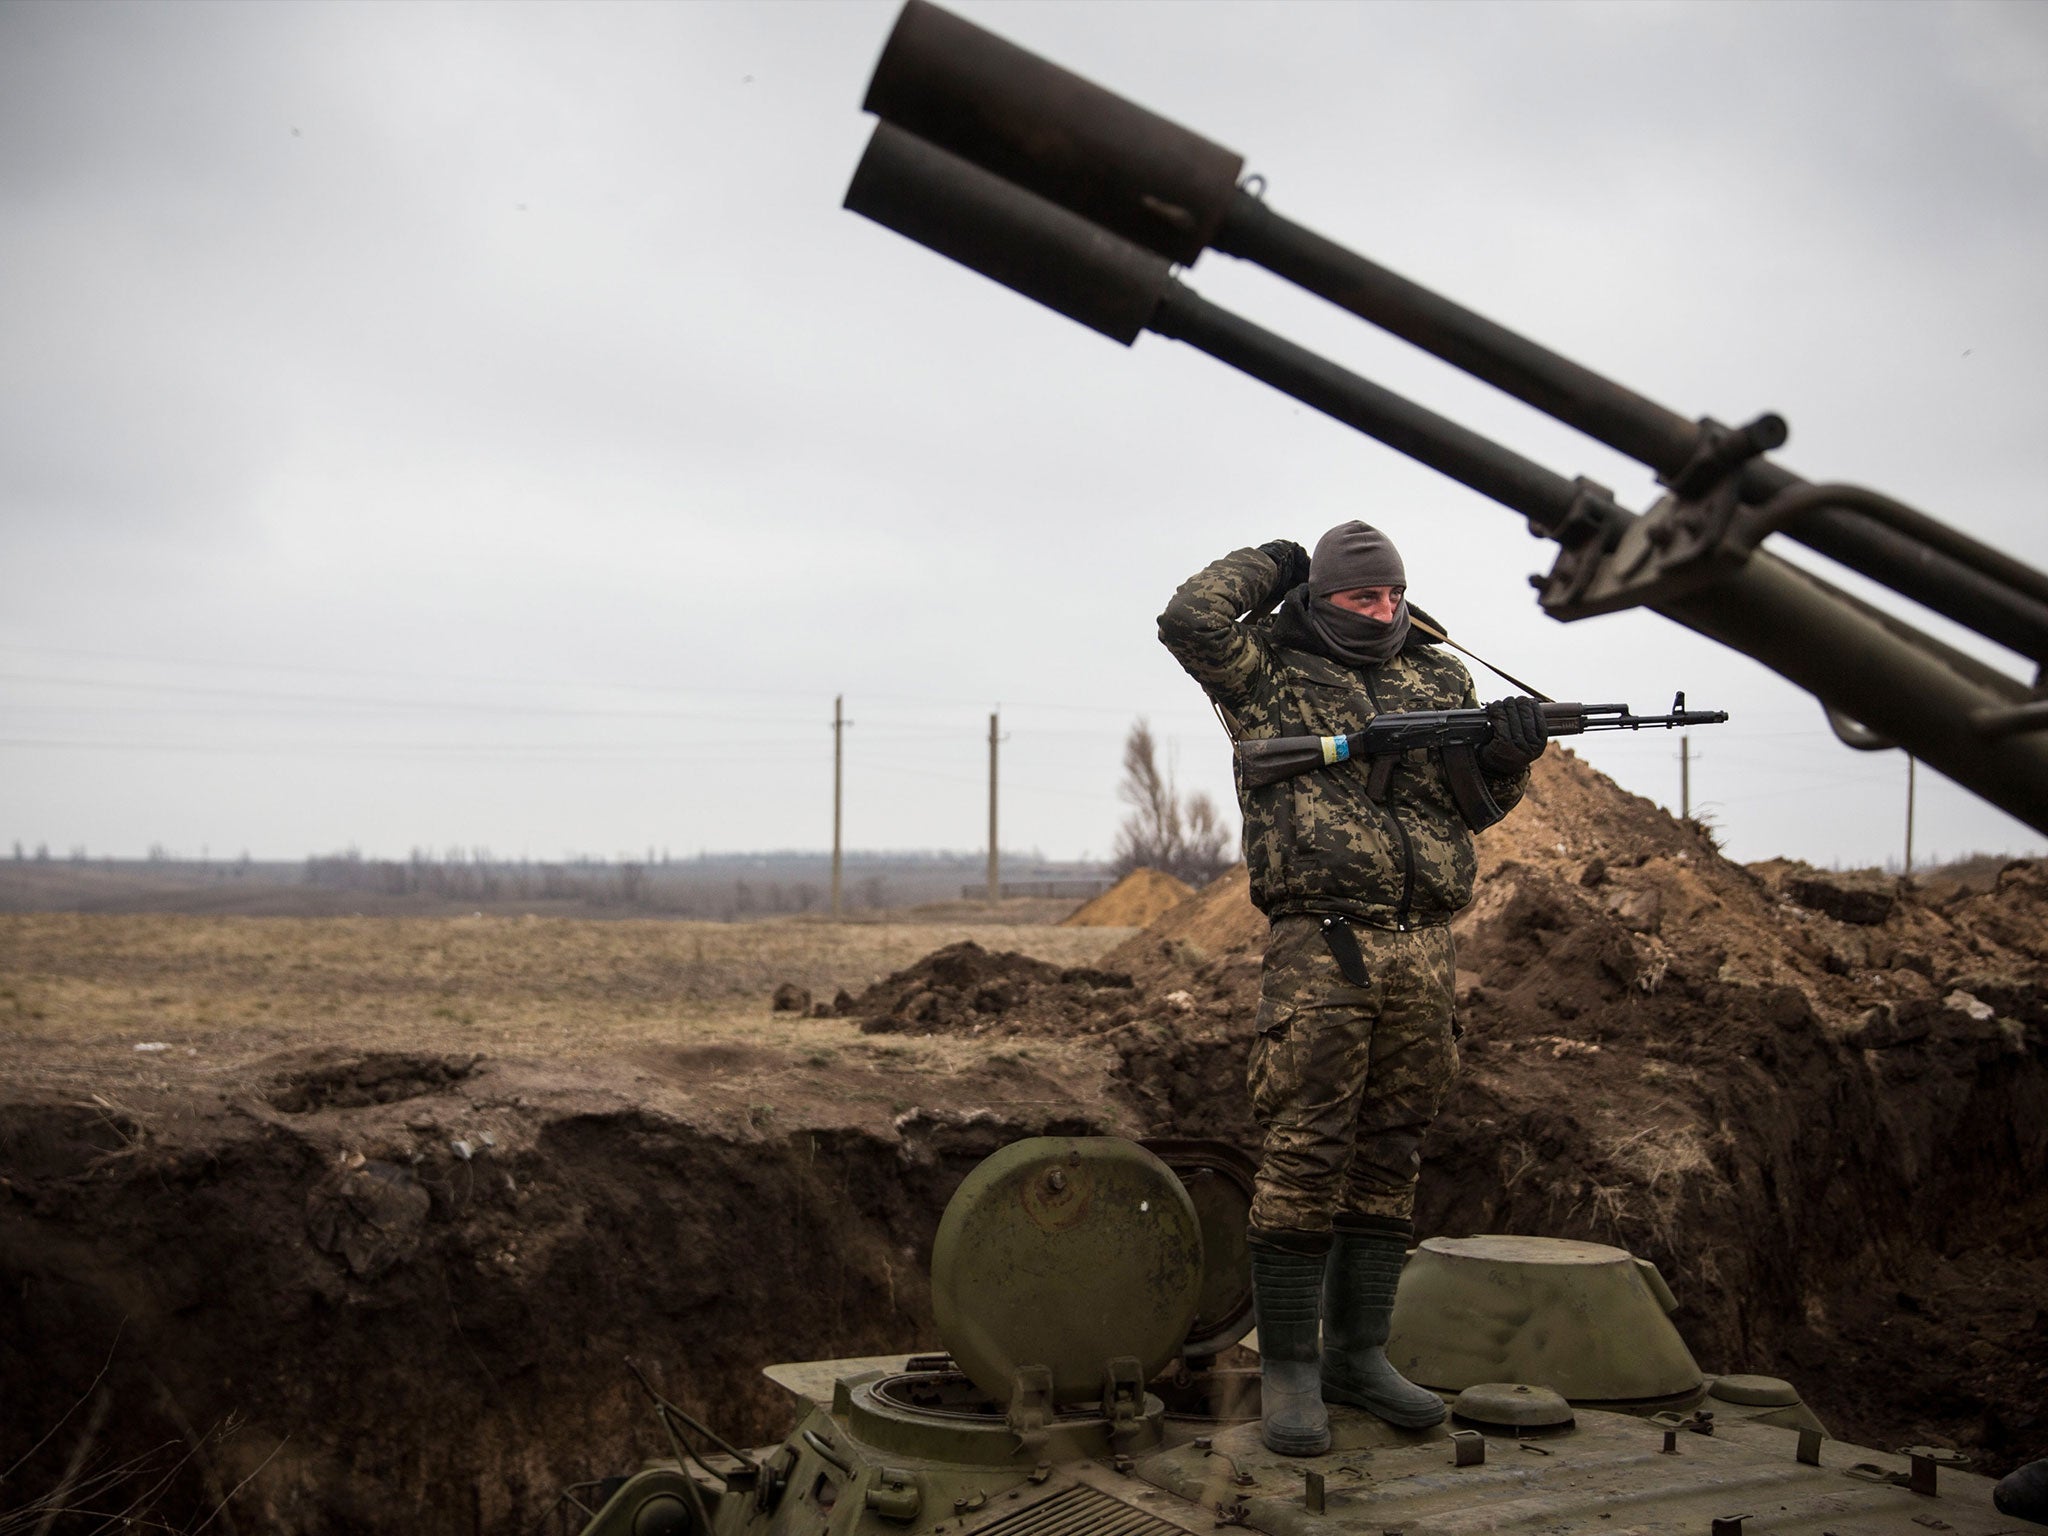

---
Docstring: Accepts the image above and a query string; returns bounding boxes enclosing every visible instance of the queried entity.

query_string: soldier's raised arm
[1158,541,1304,719]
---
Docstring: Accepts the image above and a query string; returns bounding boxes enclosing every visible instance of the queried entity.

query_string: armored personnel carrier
[573,1137,2017,1536]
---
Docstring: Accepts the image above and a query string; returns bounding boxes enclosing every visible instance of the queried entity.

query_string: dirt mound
[1099,865,1267,987]
[839,939,1137,1035]
[1060,868,1194,928]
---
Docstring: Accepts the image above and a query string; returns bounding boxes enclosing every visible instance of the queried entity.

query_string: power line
[0,644,1218,721]
[0,736,816,763]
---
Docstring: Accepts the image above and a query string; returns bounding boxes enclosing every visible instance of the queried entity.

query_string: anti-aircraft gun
[839,0,2048,836]
[568,7,2048,1533]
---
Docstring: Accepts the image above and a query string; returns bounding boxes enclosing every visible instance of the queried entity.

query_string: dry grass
[0,913,1138,1096]
[1601,1121,1715,1189]
[1592,1120,1718,1256]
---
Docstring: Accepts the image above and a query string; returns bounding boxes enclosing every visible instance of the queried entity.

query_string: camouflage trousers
[1246,915,1458,1234]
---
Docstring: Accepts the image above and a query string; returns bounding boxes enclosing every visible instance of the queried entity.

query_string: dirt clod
[266,1051,480,1112]
[1779,866,1900,926]
[306,1159,432,1279]
[842,940,1135,1035]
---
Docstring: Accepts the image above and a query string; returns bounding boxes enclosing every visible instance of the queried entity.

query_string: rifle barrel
[846,122,1587,530]
[863,0,1242,265]
[1152,284,1586,531]
[845,123,1171,344]
[1213,195,2048,663]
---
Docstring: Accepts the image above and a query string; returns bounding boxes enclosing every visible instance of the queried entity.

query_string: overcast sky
[4,0,2045,871]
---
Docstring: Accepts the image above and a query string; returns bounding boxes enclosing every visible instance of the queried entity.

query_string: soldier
[1158,521,1546,1455]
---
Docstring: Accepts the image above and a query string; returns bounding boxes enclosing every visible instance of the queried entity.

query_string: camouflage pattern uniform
[1158,546,1528,1233]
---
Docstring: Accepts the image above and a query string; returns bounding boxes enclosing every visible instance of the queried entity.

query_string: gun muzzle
[845,122,1173,344]
[863,0,1243,265]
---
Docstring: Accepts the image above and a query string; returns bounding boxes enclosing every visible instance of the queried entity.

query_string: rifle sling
[1407,613,1553,703]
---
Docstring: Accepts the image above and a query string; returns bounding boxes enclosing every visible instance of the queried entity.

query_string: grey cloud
[1,0,2042,867]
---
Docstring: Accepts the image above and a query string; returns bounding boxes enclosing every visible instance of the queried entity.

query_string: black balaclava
[1300,520,1410,666]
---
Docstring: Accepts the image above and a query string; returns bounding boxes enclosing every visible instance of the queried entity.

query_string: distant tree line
[300,849,824,915]
[294,848,1089,918]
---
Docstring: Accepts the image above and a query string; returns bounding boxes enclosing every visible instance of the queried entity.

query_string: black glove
[1479,695,1548,774]
[1257,539,1311,593]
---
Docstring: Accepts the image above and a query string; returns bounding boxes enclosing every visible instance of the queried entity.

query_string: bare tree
[1180,789,1234,886]
[1112,720,1234,886]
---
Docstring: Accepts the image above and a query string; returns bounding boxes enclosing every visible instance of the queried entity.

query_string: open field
[0,910,1133,1092]
[0,853,1107,921]
[0,913,1140,1217]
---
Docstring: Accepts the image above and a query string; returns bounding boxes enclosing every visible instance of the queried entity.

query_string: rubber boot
[1248,1229,1332,1456]
[1994,1457,2048,1523]
[1320,1215,1448,1428]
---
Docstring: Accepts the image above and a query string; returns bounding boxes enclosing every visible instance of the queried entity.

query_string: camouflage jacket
[1158,546,1528,929]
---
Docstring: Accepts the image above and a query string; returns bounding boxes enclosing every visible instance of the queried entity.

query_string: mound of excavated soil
[833,748,2048,1473]
[1060,868,1194,928]
[839,940,1137,1036]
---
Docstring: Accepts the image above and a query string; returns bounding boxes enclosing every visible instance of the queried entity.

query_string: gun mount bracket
[1665,413,1788,501]
[1538,419,1790,621]
[1006,1364,1054,1457]
[1103,1355,1146,1444]
[1529,478,1627,612]
[755,1445,795,1514]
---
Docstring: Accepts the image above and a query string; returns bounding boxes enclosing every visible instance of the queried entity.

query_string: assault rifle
[1235,696,1729,829]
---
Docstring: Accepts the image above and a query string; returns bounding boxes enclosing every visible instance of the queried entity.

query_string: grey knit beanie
[1308,521,1406,597]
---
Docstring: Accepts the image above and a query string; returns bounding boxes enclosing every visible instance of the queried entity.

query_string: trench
[3,992,2042,1534]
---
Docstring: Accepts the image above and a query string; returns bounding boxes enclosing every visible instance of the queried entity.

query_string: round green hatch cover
[1140,1139,1257,1357]
[1452,1381,1576,1431]
[932,1137,1203,1407]
[1708,1374,1800,1407]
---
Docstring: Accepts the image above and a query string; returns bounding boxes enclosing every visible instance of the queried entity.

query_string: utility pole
[987,711,1000,903]
[1904,754,1917,876]
[1680,735,1691,821]
[831,695,851,916]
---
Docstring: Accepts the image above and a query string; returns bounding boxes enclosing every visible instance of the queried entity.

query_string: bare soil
[1060,868,1194,928]
[2,750,2044,1533]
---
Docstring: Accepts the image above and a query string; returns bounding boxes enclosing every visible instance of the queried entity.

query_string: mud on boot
[1321,1214,1447,1429]
[1249,1229,1332,1456]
